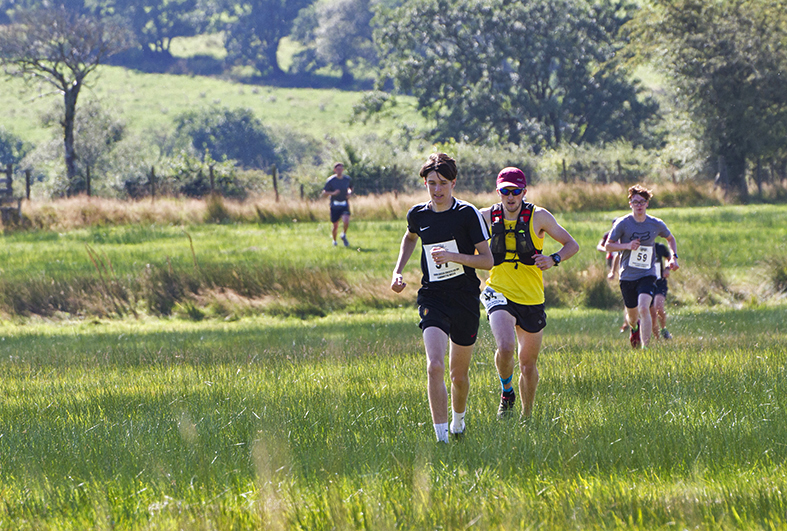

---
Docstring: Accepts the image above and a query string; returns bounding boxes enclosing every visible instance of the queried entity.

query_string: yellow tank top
[486,217,545,305]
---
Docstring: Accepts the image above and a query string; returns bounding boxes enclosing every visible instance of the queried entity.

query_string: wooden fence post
[149,166,156,202]
[25,169,31,200]
[272,164,279,202]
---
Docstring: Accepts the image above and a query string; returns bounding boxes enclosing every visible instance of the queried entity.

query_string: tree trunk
[724,152,748,201]
[63,86,80,191]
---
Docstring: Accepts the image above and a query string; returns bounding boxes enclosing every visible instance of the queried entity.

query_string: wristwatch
[550,253,561,266]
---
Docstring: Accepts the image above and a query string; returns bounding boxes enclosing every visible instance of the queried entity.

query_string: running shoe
[332,240,338,246]
[341,233,349,247]
[630,321,641,349]
[497,392,516,419]
[661,328,673,340]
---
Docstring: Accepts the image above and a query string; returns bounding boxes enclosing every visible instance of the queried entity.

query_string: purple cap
[496,167,527,190]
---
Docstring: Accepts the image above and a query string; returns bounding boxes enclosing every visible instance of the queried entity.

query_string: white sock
[434,422,449,443]
[450,411,465,434]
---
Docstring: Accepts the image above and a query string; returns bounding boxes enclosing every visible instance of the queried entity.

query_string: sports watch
[550,253,561,266]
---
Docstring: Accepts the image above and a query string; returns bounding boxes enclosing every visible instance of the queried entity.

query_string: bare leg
[637,293,654,346]
[490,310,518,391]
[423,327,449,424]
[448,341,473,416]
[517,328,542,417]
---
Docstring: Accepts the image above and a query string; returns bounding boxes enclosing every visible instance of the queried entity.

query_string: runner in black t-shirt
[391,153,492,443]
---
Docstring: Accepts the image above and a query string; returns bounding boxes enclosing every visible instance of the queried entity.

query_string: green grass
[1,305,786,529]
[0,64,429,146]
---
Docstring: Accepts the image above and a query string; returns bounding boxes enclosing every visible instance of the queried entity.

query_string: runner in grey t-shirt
[605,185,679,349]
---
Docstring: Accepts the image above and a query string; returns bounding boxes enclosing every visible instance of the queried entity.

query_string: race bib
[481,286,507,314]
[423,240,463,282]
[630,245,653,270]
[654,262,662,279]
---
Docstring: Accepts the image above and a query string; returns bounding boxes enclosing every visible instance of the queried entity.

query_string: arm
[596,233,609,252]
[532,209,579,271]
[665,234,679,271]
[391,230,419,293]
[430,240,494,271]
[605,238,639,253]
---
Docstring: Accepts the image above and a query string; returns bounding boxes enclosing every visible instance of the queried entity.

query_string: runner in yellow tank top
[486,217,546,305]
[480,167,579,418]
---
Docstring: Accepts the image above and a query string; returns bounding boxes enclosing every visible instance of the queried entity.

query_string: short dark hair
[419,153,457,181]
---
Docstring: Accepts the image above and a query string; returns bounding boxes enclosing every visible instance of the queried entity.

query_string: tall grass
[0,306,785,528]
[2,199,786,319]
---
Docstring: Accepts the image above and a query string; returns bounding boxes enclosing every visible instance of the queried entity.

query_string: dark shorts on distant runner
[330,202,350,223]
[620,276,656,308]
[417,290,480,346]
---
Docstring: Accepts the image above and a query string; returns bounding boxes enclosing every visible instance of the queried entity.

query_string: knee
[426,359,445,380]
[450,370,469,388]
[495,338,517,359]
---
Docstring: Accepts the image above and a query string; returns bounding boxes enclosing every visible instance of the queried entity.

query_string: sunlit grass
[0,305,786,528]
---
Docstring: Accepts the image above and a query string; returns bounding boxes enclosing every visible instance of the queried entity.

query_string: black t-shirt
[324,175,352,204]
[406,198,490,295]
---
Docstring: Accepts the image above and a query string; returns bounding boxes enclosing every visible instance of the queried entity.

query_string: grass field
[1,304,786,529]
[1,203,786,528]
[0,64,428,147]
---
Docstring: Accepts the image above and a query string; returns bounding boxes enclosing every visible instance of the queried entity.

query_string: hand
[391,273,406,293]
[430,246,452,266]
[532,253,552,271]
[668,257,679,271]
[629,239,641,250]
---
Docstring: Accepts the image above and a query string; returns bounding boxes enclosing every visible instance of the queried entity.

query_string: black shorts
[330,203,350,223]
[417,290,480,347]
[653,278,668,298]
[619,276,656,309]
[487,299,547,334]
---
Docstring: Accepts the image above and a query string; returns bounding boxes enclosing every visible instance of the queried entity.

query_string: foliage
[291,0,378,83]
[109,0,211,58]
[0,127,30,167]
[0,6,134,192]
[631,0,787,200]
[72,100,126,196]
[375,0,658,151]
[222,0,314,77]
[333,139,415,195]
[172,106,280,170]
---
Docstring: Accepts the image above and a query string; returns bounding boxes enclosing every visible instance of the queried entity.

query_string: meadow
[1,201,787,529]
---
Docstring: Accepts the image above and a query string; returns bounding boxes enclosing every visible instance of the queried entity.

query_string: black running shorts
[416,290,480,346]
[619,276,656,308]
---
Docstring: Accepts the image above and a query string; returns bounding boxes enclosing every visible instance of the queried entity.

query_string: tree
[375,0,657,150]
[173,106,280,170]
[223,0,314,78]
[109,0,211,59]
[73,100,125,196]
[375,0,657,151]
[291,0,377,84]
[0,128,30,167]
[632,0,787,199]
[0,7,133,195]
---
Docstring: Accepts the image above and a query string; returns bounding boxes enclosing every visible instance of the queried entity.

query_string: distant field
[0,63,429,146]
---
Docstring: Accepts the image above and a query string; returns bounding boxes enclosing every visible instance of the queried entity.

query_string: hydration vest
[490,202,539,266]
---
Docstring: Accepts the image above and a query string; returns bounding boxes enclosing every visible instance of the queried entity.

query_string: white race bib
[424,240,463,282]
[481,286,508,314]
[630,245,653,270]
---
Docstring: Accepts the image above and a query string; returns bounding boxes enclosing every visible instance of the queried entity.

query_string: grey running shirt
[608,214,671,281]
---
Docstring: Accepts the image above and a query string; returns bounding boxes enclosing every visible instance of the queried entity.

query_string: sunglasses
[499,188,524,196]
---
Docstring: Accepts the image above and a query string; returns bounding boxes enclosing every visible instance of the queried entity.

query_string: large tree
[291,0,377,84]
[632,0,787,199]
[0,7,132,194]
[223,0,313,78]
[375,0,656,150]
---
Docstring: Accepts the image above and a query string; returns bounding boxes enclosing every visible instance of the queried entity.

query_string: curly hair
[628,184,652,201]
